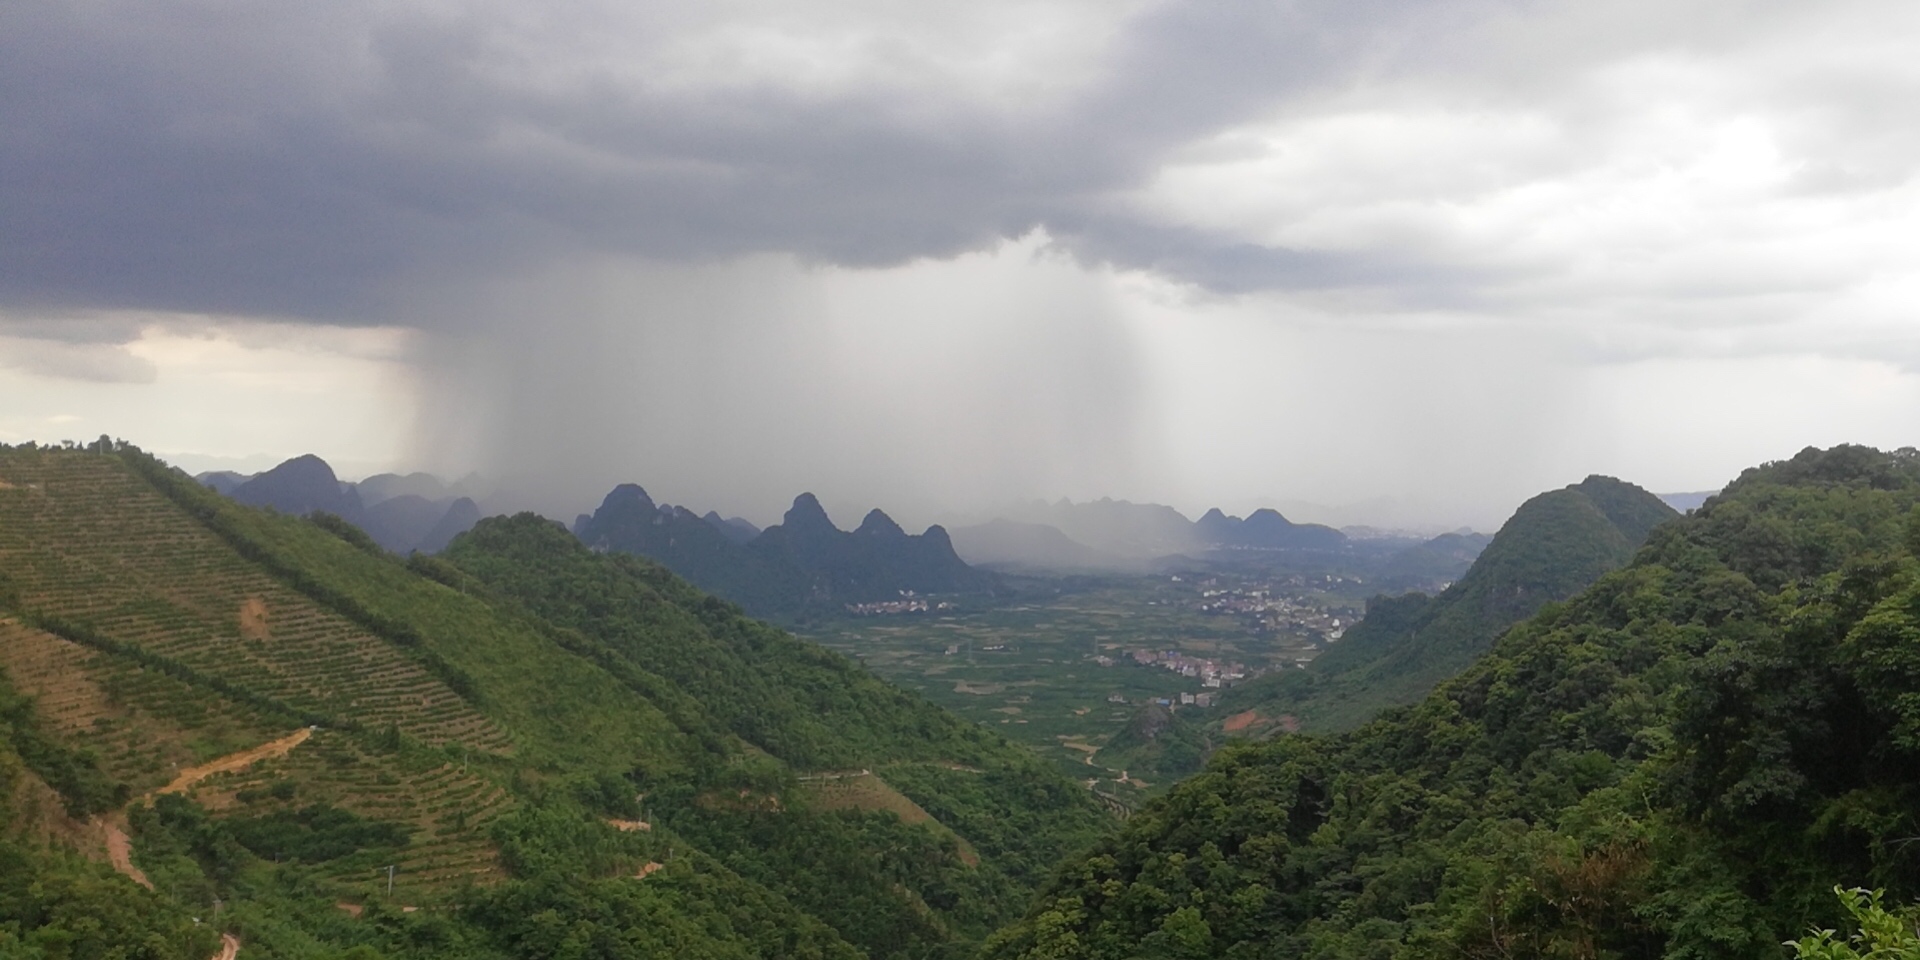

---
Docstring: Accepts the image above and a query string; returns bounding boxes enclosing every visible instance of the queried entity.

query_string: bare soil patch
[152,727,313,799]
[101,818,154,890]
[237,597,270,641]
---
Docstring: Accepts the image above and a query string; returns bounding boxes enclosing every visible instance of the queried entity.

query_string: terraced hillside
[0,441,1110,960]
[0,452,510,752]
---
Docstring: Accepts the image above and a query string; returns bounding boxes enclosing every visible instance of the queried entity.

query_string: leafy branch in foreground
[1788,887,1920,960]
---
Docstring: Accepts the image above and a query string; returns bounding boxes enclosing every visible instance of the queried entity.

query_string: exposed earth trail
[99,818,153,890]
[152,727,313,799]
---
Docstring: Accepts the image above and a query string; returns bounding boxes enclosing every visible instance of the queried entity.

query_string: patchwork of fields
[802,575,1354,792]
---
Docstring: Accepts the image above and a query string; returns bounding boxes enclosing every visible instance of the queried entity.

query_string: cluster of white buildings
[1187,579,1351,642]
[844,598,954,616]
[1127,648,1254,688]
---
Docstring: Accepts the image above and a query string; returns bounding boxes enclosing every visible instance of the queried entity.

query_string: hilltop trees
[988,446,1920,959]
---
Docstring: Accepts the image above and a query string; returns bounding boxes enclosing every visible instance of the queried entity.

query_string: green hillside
[1093,703,1211,785]
[986,444,1920,958]
[1221,475,1676,732]
[0,440,1106,959]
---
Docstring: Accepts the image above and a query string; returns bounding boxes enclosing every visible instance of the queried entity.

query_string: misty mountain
[992,497,1353,565]
[227,453,362,519]
[1194,506,1347,550]
[1001,498,1200,557]
[948,519,1121,571]
[203,455,479,554]
[576,487,998,615]
[1657,489,1718,512]
[574,484,812,615]
[357,471,453,506]
[360,494,451,553]
[1220,474,1676,732]
[703,510,761,544]
[195,470,249,495]
[418,496,482,554]
[750,494,999,603]
[1374,529,1494,587]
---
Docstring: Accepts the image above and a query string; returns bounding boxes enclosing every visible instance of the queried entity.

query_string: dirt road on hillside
[100,818,153,890]
[153,727,313,799]
[212,933,239,960]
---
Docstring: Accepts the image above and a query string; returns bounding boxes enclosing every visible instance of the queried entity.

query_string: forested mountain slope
[0,440,1107,959]
[574,483,814,616]
[986,445,1920,959]
[1222,475,1675,732]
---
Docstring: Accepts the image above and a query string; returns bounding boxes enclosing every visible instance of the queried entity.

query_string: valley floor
[801,572,1362,795]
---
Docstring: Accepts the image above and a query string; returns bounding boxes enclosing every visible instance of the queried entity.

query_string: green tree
[1788,888,1920,959]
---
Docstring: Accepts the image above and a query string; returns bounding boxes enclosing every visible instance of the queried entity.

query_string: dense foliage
[988,446,1920,959]
[1095,703,1211,784]
[0,668,126,819]
[445,515,1110,955]
[1223,475,1676,732]
[0,693,218,959]
[0,441,1108,959]
[445,514,1006,771]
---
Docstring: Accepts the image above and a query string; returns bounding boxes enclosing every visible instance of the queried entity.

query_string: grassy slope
[986,445,1920,959]
[0,443,1110,959]
[123,452,703,777]
[443,514,1112,950]
[445,515,1015,771]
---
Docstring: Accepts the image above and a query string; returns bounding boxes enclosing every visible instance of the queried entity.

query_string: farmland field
[801,571,1366,796]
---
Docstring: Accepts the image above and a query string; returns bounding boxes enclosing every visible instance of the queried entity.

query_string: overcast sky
[3,0,1918,530]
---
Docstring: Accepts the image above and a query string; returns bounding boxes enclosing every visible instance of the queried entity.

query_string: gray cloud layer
[6,0,1917,527]
[8,0,1910,326]
[0,0,1487,321]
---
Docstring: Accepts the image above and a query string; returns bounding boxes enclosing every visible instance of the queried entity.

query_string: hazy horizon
[151,443,1738,537]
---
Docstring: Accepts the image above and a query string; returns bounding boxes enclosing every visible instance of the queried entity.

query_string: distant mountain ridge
[576,485,998,616]
[948,519,1111,571]
[703,511,760,543]
[1194,506,1346,550]
[1657,489,1719,512]
[1002,498,1201,556]
[1220,474,1677,732]
[202,455,480,554]
[968,497,1351,569]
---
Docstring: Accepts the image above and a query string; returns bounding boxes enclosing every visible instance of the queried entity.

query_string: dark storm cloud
[0,0,1479,322]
